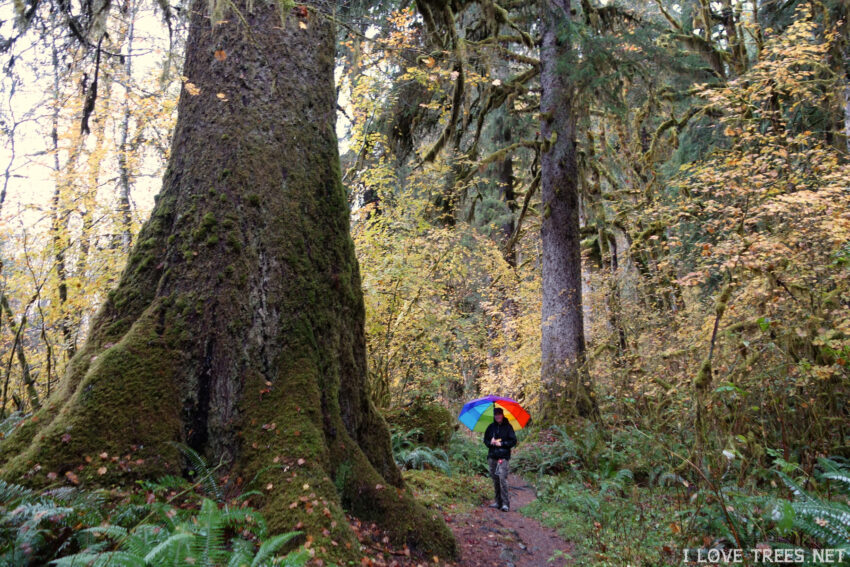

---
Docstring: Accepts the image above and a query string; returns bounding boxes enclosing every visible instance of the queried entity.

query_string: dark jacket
[484,419,517,460]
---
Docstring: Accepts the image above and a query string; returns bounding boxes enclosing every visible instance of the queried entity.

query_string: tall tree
[538,0,597,422]
[0,0,455,560]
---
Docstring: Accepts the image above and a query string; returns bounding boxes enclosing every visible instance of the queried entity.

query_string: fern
[250,531,301,566]
[774,463,850,550]
[0,411,28,441]
[598,468,634,496]
[56,497,306,567]
[776,471,814,502]
[822,471,850,495]
[51,551,148,566]
[391,428,451,472]
[171,442,223,502]
[446,432,487,476]
[0,475,305,567]
[0,479,33,503]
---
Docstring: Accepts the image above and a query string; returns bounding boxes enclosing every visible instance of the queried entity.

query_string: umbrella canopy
[458,395,531,433]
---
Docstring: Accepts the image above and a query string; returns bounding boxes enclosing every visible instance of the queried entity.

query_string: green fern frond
[250,531,301,566]
[0,479,34,504]
[143,532,194,564]
[822,472,850,495]
[171,442,223,502]
[227,539,255,567]
[51,551,148,566]
[776,471,813,502]
[792,501,850,546]
[77,525,130,541]
[0,411,29,440]
[191,498,229,565]
[218,506,268,539]
[278,548,310,567]
[236,490,264,503]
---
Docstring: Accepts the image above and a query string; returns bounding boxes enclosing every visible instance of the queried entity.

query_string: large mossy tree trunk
[538,0,598,424]
[0,0,455,560]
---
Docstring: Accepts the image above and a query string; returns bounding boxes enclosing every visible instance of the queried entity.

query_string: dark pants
[488,457,510,507]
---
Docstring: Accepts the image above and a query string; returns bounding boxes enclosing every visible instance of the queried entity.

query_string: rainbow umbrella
[458,395,531,433]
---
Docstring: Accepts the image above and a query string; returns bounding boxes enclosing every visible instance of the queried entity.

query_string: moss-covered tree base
[538,366,599,426]
[384,399,456,448]
[0,0,456,562]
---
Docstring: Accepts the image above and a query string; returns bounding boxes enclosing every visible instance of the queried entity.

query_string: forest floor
[444,474,573,567]
[353,473,573,567]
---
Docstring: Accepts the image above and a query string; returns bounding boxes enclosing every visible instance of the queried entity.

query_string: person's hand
[493,438,501,446]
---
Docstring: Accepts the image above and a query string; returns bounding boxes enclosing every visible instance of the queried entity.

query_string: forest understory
[0,0,849,565]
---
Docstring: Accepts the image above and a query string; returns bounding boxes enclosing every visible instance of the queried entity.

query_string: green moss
[384,399,455,449]
[206,234,220,247]
[1,300,183,486]
[695,357,713,390]
[247,194,261,207]
[402,469,490,513]
[134,256,154,274]
[201,212,216,229]
[226,232,241,252]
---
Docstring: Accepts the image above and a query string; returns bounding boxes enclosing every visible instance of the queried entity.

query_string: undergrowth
[0,424,310,566]
[513,427,850,566]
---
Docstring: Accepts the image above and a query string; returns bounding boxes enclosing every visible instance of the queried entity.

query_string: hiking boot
[501,505,509,512]
[489,502,502,509]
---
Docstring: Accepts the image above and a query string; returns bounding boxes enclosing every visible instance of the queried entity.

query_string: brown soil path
[445,474,573,567]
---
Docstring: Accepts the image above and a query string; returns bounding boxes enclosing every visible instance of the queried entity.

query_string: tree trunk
[0,1,455,560]
[116,0,137,252]
[538,0,597,423]
[844,79,850,153]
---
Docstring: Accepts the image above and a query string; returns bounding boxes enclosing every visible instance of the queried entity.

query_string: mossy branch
[643,105,702,163]
[503,172,540,260]
[459,140,541,183]
[483,0,535,48]
[695,282,734,391]
[669,32,728,79]
[652,0,682,32]
[421,5,465,164]
[468,65,540,157]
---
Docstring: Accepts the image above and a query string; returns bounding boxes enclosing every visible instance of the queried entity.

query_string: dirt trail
[445,474,573,567]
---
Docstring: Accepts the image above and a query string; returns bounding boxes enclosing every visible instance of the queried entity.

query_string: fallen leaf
[214,49,227,61]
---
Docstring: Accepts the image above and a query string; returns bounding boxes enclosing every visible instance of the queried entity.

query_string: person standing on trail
[484,407,517,512]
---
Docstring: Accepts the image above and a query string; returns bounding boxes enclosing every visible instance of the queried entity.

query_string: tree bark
[538,0,597,423]
[0,1,455,560]
[844,78,850,152]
